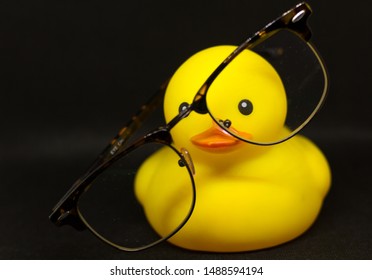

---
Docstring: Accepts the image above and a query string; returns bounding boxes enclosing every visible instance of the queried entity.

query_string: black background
[1,0,371,259]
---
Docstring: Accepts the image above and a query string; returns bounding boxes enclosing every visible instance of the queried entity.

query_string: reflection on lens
[207,30,327,144]
[77,142,195,250]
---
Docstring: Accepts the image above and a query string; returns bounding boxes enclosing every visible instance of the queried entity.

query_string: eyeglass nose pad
[180,147,195,175]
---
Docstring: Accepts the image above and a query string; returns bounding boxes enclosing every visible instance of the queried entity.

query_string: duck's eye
[179,102,190,114]
[238,99,253,116]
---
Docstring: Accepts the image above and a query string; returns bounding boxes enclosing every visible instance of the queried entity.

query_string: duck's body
[135,46,331,252]
[135,132,330,252]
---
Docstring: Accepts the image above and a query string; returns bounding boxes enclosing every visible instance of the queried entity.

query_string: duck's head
[164,46,287,161]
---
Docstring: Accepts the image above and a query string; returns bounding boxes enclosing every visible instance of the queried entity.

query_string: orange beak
[191,122,251,152]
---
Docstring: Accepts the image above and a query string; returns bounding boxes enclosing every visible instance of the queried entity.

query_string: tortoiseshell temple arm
[95,78,170,164]
[49,80,169,229]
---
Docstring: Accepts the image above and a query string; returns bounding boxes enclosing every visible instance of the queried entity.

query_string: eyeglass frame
[49,2,329,251]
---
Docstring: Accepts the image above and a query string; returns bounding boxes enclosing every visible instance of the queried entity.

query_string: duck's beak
[191,122,251,151]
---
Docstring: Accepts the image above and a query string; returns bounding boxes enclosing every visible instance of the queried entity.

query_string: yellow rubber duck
[135,46,331,252]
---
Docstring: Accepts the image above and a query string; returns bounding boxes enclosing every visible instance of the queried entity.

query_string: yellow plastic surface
[135,46,331,252]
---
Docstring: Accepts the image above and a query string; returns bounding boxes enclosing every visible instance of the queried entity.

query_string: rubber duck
[135,46,331,252]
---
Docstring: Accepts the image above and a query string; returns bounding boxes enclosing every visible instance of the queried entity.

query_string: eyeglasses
[50,2,328,251]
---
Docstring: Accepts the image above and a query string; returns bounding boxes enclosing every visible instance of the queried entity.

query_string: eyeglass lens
[206,29,327,144]
[77,142,195,250]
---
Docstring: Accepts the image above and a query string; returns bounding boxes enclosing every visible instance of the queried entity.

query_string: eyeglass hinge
[55,209,87,231]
